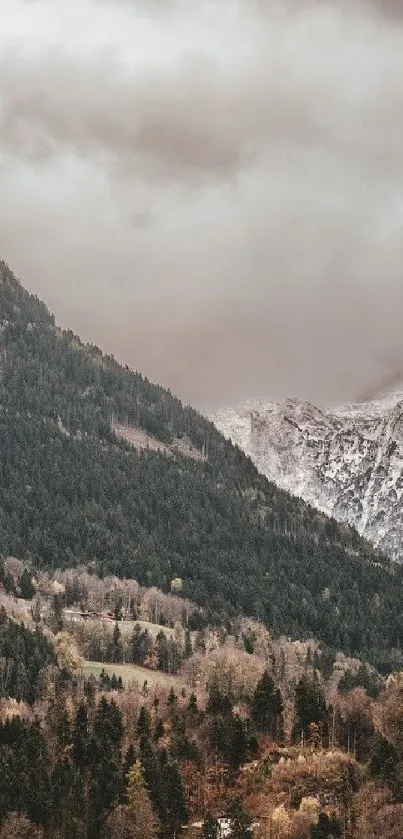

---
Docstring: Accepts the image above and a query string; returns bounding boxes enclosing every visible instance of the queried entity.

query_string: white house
[217,817,232,838]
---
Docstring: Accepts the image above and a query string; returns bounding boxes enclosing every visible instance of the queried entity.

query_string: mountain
[211,391,403,561]
[1,258,403,665]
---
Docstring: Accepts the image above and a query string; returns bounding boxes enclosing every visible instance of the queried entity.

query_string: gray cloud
[0,0,403,410]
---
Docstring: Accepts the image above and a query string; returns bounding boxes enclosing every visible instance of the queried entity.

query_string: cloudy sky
[1,0,403,410]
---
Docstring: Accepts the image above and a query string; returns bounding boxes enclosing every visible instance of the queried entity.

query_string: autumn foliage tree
[354,783,403,839]
[103,761,159,839]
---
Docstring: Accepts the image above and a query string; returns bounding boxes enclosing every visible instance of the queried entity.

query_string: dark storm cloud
[0,0,403,409]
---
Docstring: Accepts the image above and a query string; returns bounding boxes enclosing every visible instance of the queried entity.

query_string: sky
[0,0,403,410]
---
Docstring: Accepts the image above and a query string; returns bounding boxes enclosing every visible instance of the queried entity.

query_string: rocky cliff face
[212,391,403,561]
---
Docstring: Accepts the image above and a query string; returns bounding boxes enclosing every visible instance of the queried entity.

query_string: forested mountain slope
[0,259,402,665]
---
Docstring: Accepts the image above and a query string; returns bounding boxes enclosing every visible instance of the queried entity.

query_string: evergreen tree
[31,598,42,625]
[103,760,159,839]
[109,623,123,664]
[186,692,201,723]
[73,702,89,769]
[228,799,252,839]
[106,760,159,839]
[206,683,232,716]
[56,708,71,748]
[161,760,188,837]
[154,718,165,741]
[0,609,56,703]
[138,707,152,740]
[18,568,36,600]
[229,716,248,772]
[51,754,82,837]
[202,814,220,839]
[94,696,123,752]
[48,594,64,634]
[130,625,151,665]
[369,733,400,791]
[293,676,328,744]
[310,812,342,838]
[122,743,137,790]
[251,671,284,741]
[167,687,178,713]
[113,597,123,622]
[184,629,193,658]
[155,631,169,671]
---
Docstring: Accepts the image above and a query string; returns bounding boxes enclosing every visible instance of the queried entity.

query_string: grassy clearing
[117,619,175,638]
[83,660,183,689]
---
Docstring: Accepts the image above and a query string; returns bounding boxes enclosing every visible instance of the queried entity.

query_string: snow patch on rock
[212,392,403,561]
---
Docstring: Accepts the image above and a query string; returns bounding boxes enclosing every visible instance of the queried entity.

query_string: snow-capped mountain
[212,391,403,561]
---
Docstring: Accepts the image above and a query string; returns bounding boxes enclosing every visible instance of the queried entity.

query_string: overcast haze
[1,0,403,410]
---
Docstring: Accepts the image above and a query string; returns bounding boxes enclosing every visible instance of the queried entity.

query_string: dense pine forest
[0,259,402,667]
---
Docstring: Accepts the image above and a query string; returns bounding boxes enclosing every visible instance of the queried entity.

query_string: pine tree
[310,812,342,838]
[156,631,169,671]
[94,696,123,752]
[122,743,137,789]
[56,708,71,748]
[167,687,178,713]
[161,760,188,836]
[104,761,159,839]
[19,568,36,600]
[109,623,123,664]
[73,702,89,769]
[154,718,165,741]
[206,683,231,716]
[251,671,284,741]
[187,692,201,723]
[293,676,328,745]
[48,594,64,634]
[229,716,248,772]
[130,625,151,665]
[31,598,42,625]
[138,706,152,740]
[184,629,193,658]
[228,798,252,839]
[202,814,220,839]
[113,597,123,622]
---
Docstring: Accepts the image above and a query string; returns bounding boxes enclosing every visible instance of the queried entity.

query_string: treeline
[0,260,403,667]
[0,688,189,838]
[1,662,403,838]
[0,560,36,600]
[71,620,193,675]
[0,607,56,703]
[53,569,199,628]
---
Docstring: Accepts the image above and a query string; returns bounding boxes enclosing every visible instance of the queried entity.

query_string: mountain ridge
[0,257,403,664]
[212,390,403,561]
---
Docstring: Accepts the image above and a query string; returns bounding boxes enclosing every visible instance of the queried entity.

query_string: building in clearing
[217,817,232,837]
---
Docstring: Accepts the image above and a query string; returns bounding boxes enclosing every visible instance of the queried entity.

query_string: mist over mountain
[2,0,403,408]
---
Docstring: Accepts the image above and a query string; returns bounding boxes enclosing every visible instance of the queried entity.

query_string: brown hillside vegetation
[2,563,403,839]
[248,749,359,838]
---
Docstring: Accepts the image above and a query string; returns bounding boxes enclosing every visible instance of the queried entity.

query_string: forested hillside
[1,582,403,839]
[0,259,402,665]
